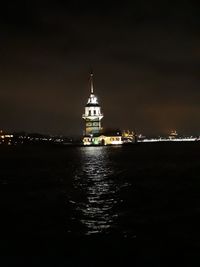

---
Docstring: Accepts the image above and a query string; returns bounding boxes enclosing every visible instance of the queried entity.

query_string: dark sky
[0,0,199,136]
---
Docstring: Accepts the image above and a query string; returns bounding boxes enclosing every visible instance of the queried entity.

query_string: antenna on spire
[90,72,94,94]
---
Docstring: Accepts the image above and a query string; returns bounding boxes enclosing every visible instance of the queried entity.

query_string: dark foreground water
[0,143,200,266]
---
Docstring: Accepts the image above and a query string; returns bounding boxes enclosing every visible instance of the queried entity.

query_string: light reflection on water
[73,147,120,235]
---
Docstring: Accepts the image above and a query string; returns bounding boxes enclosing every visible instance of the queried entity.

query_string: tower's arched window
[94,110,96,115]
[89,110,91,116]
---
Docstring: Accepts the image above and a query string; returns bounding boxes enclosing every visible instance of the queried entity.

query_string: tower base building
[83,134,123,146]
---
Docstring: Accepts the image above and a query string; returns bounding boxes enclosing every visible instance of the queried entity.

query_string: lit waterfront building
[82,73,103,136]
[122,130,137,143]
[169,130,178,139]
[82,73,123,146]
[0,130,13,145]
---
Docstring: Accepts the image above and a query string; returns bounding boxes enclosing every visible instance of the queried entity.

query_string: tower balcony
[82,114,103,120]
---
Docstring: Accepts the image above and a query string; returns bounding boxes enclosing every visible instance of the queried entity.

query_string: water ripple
[71,147,123,235]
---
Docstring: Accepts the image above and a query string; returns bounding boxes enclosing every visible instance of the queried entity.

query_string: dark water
[1,143,200,266]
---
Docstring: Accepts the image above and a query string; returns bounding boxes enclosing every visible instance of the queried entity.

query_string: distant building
[122,130,137,143]
[169,130,178,139]
[0,130,13,145]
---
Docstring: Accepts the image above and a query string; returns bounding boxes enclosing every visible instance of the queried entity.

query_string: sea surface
[0,143,200,266]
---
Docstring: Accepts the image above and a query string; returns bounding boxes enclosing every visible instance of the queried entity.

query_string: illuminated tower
[82,73,103,136]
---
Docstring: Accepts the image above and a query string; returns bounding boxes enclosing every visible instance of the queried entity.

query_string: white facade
[82,95,103,118]
[83,135,123,146]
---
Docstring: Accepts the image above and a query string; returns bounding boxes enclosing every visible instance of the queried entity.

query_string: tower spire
[90,72,94,94]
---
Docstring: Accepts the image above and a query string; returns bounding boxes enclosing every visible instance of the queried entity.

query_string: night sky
[0,1,199,136]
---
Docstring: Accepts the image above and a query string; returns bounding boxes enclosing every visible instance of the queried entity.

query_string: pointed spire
[90,72,94,94]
